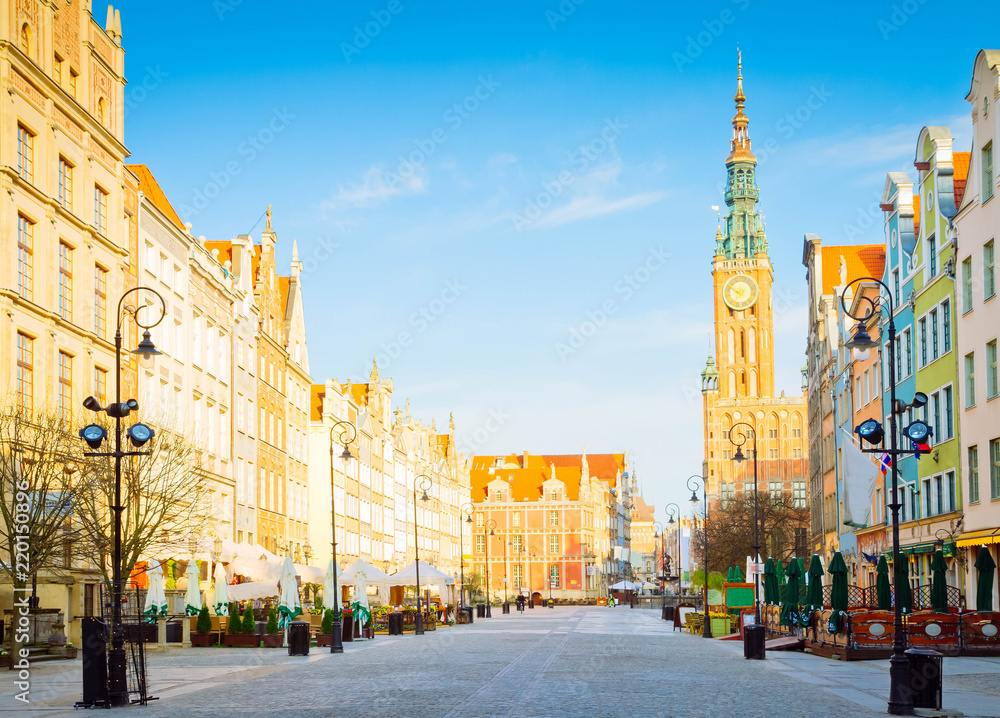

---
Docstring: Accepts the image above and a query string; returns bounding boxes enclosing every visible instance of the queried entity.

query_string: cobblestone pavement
[4,606,999,717]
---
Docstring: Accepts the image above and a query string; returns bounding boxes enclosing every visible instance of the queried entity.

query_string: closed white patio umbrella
[323,558,342,609]
[143,560,167,623]
[353,562,370,614]
[184,560,202,615]
[276,556,302,629]
[213,561,230,615]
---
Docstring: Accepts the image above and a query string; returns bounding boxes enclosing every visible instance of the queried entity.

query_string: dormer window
[493,489,504,502]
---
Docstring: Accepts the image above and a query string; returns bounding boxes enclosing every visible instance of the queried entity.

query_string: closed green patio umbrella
[804,555,825,624]
[776,559,787,603]
[763,558,778,605]
[828,551,848,633]
[930,550,949,613]
[733,565,744,582]
[780,558,801,627]
[897,557,913,615]
[726,567,733,582]
[876,555,891,610]
[975,546,996,612]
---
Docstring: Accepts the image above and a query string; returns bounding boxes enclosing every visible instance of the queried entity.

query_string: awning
[956,528,1000,548]
[883,541,955,558]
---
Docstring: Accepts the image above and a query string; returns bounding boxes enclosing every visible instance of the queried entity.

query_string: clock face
[723,275,759,310]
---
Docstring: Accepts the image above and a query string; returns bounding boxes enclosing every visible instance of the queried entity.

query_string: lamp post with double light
[730,421,761,625]
[654,521,666,616]
[78,286,165,706]
[528,547,537,608]
[460,502,474,609]
[413,474,433,634]
[665,503,681,594]
[843,275,934,716]
[484,518,496,617]
[328,419,355,654]
[687,475,711,638]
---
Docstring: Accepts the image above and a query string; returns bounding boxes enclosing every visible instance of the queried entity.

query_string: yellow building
[699,57,809,554]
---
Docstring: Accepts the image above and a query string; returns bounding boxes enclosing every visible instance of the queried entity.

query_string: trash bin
[662,605,674,623]
[341,612,354,642]
[743,624,766,660]
[502,602,510,615]
[905,648,943,710]
[476,603,486,618]
[462,606,473,624]
[288,621,310,656]
[388,612,403,635]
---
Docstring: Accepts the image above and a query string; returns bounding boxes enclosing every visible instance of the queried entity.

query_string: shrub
[195,605,211,634]
[242,606,256,634]
[266,608,279,635]
[321,609,334,635]
[228,603,239,625]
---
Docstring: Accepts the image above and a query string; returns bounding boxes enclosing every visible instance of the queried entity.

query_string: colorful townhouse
[954,49,1000,610]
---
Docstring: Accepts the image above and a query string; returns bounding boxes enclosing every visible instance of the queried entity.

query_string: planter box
[710,617,729,636]
[191,633,213,647]
[65,647,78,659]
[224,633,259,648]
[361,627,374,639]
[425,622,436,632]
[261,634,283,648]
[315,633,332,647]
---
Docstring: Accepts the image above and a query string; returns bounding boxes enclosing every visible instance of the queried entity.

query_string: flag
[878,453,892,475]
[842,429,879,529]
[912,440,931,458]
[861,552,879,565]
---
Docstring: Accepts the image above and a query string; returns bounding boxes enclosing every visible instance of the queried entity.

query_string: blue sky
[117,0,991,522]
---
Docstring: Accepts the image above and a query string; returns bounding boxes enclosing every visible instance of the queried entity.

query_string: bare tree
[692,492,810,574]
[0,401,89,666]
[73,416,212,584]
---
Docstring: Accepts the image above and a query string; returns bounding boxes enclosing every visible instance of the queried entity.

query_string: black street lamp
[687,475,711,639]
[328,419,355,654]
[485,518,496,617]
[78,286,164,706]
[460,502,474,609]
[654,521,666,616]
[665,503,681,595]
[843,276,930,716]
[413,474,433,634]
[528,547,537,608]
[730,421,762,626]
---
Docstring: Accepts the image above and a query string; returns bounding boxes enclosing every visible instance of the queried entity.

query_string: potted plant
[191,605,213,647]
[262,608,282,648]
[224,607,258,647]
[65,642,77,659]
[361,609,375,640]
[315,609,335,647]
[424,610,437,632]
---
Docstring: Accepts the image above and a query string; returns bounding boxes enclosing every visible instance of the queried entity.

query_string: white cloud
[322,165,427,211]
[533,190,668,229]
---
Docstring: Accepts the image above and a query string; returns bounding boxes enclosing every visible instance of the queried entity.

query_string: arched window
[740,330,745,359]
[748,328,756,362]
[728,372,736,397]
[20,24,32,55]
[97,98,107,127]
[749,370,757,396]
[740,371,746,396]
[727,328,735,364]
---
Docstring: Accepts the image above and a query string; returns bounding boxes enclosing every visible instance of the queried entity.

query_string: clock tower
[699,54,808,516]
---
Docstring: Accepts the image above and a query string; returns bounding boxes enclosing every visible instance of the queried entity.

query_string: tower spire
[727,48,754,165]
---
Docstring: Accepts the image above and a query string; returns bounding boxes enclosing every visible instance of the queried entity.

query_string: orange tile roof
[311,384,326,422]
[126,164,186,231]
[471,452,624,504]
[953,152,971,210]
[631,495,655,522]
[204,241,233,268]
[278,276,290,316]
[819,244,886,295]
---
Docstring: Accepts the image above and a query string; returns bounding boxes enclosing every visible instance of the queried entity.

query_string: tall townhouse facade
[954,49,1000,610]
[205,214,310,559]
[1,3,137,641]
[470,451,620,602]
[129,165,236,544]
[308,367,471,584]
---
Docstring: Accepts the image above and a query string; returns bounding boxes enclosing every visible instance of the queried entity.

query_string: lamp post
[687,475,711,638]
[654,521,666,616]
[413,474,433,634]
[78,286,165,706]
[460,502,474,609]
[730,422,761,625]
[485,518,496,617]
[502,533,509,607]
[328,419,355,654]
[528,547,537,608]
[665,503,681,594]
[843,276,932,716]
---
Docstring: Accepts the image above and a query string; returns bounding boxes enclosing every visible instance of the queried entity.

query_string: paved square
[4,607,999,717]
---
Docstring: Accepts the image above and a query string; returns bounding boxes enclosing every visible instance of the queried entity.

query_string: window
[513,564,523,586]
[969,446,980,504]
[991,439,1000,500]
[929,235,937,276]
[512,512,520,527]
[946,471,956,513]
[17,333,33,415]
[475,535,484,554]
[986,240,996,299]
[94,186,108,235]
[58,157,73,210]
[904,329,912,375]
[476,513,484,528]
[548,535,559,554]
[17,215,33,301]
[58,242,73,321]
[962,257,973,312]
[721,483,735,506]
[69,69,78,97]
[983,141,994,202]
[58,352,72,426]
[17,124,33,182]
[930,310,939,360]
[932,392,941,443]
[549,510,559,526]
[924,478,932,518]
[94,266,107,337]
[493,489,504,502]
[769,481,781,500]
[965,353,976,407]
[512,535,522,553]
[942,300,951,353]
[893,269,900,302]
[768,448,778,458]
[549,565,560,589]
[919,318,928,366]
[94,367,107,404]
[988,340,998,398]
[944,386,954,439]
